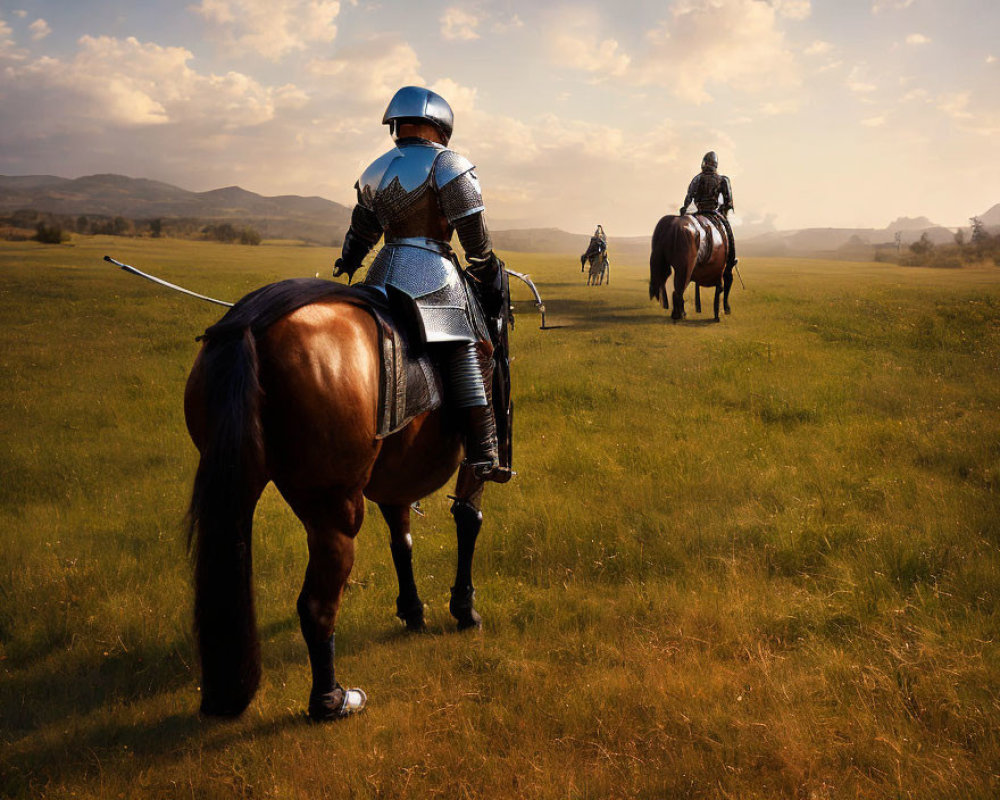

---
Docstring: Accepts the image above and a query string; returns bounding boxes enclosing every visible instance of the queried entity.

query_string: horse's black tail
[649,216,679,305]
[186,327,265,717]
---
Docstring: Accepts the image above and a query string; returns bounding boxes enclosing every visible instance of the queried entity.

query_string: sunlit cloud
[804,40,832,55]
[440,7,480,41]
[13,9,27,19]
[871,0,913,13]
[772,0,811,20]
[191,0,340,60]
[635,0,800,103]
[987,54,997,64]
[308,36,422,103]
[552,29,630,78]
[846,65,877,93]
[905,33,930,45]
[28,19,50,41]
[1,35,281,129]
[861,115,886,127]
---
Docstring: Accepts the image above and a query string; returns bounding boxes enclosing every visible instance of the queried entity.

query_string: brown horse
[184,280,494,721]
[649,213,733,322]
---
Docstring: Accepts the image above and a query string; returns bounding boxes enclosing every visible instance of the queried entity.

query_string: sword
[104,255,234,307]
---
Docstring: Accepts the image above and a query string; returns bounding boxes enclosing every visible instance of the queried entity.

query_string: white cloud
[13,10,27,19]
[493,14,524,33]
[772,0,811,20]
[634,0,800,103]
[905,33,930,45]
[804,40,832,55]
[0,15,20,59]
[937,91,972,120]
[552,30,631,78]
[2,35,281,129]
[847,65,877,94]
[192,0,340,60]
[309,37,423,104]
[440,7,481,41]
[861,115,886,127]
[28,18,50,41]
[986,55,997,65]
[872,0,913,12]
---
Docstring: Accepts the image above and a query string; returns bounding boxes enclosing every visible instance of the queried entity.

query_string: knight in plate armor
[334,86,510,482]
[680,151,738,272]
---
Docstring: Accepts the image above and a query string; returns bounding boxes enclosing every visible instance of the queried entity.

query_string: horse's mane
[199,278,385,342]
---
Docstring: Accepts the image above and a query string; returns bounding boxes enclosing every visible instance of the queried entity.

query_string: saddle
[692,213,728,266]
[199,278,441,439]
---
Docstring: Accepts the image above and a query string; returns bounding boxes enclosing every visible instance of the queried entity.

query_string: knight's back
[357,139,481,243]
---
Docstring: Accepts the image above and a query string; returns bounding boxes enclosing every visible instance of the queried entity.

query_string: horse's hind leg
[695,284,702,314]
[290,488,367,720]
[379,503,425,631]
[723,269,734,314]
[713,281,722,322]
[449,466,486,630]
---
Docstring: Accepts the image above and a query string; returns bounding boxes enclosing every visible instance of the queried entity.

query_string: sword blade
[104,255,234,308]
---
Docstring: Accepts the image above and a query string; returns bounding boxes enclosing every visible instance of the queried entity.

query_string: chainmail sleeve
[721,176,734,213]
[340,197,383,271]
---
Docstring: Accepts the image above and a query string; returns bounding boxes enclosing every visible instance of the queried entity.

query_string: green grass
[1,235,999,798]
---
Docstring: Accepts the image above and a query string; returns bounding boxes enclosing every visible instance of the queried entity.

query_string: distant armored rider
[580,224,607,270]
[333,86,509,482]
[680,151,738,272]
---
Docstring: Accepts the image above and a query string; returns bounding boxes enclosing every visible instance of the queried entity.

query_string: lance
[735,262,746,289]
[104,255,234,307]
[107,255,549,328]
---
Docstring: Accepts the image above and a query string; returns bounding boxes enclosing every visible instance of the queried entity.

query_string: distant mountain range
[0,173,353,244]
[1,173,996,258]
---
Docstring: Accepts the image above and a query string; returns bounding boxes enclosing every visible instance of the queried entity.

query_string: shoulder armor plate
[433,149,476,188]
[357,141,445,209]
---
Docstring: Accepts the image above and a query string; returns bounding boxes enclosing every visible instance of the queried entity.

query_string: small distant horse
[580,238,610,286]
[184,279,501,721]
[649,213,734,322]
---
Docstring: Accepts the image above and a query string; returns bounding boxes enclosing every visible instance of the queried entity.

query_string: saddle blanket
[199,278,441,439]
[693,213,727,266]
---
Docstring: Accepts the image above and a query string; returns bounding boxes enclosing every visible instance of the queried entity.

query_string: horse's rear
[649,214,730,321]
[185,289,486,719]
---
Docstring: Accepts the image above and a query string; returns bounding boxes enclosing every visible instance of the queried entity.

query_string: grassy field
[1,235,999,799]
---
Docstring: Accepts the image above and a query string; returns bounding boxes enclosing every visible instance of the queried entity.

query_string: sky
[0,0,997,236]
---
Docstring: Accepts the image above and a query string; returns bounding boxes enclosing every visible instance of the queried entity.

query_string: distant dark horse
[184,281,498,720]
[649,214,733,321]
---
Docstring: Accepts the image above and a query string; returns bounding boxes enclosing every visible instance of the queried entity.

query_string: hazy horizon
[1,0,997,237]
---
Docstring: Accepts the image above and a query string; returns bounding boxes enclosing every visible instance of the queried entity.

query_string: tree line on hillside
[0,209,263,246]
[875,216,1000,268]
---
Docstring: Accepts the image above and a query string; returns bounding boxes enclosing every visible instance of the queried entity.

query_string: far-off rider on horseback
[680,150,738,294]
[333,86,511,483]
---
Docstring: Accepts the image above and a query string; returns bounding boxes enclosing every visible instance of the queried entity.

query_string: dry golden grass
[1,235,999,798]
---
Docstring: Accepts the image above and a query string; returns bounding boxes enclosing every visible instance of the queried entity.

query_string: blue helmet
[383,86,455,144]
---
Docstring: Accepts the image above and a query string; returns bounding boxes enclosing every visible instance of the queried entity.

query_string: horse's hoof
[455,607,482,631]
[724,307,731,315]
[396,597,426,631]
[308,684,367,721]
[450,586,482,630]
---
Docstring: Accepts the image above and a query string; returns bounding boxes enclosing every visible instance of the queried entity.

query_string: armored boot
[445,342,503,481]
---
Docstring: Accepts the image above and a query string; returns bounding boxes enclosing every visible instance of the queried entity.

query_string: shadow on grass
[538,297,671,330]
[2,709,308,796]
